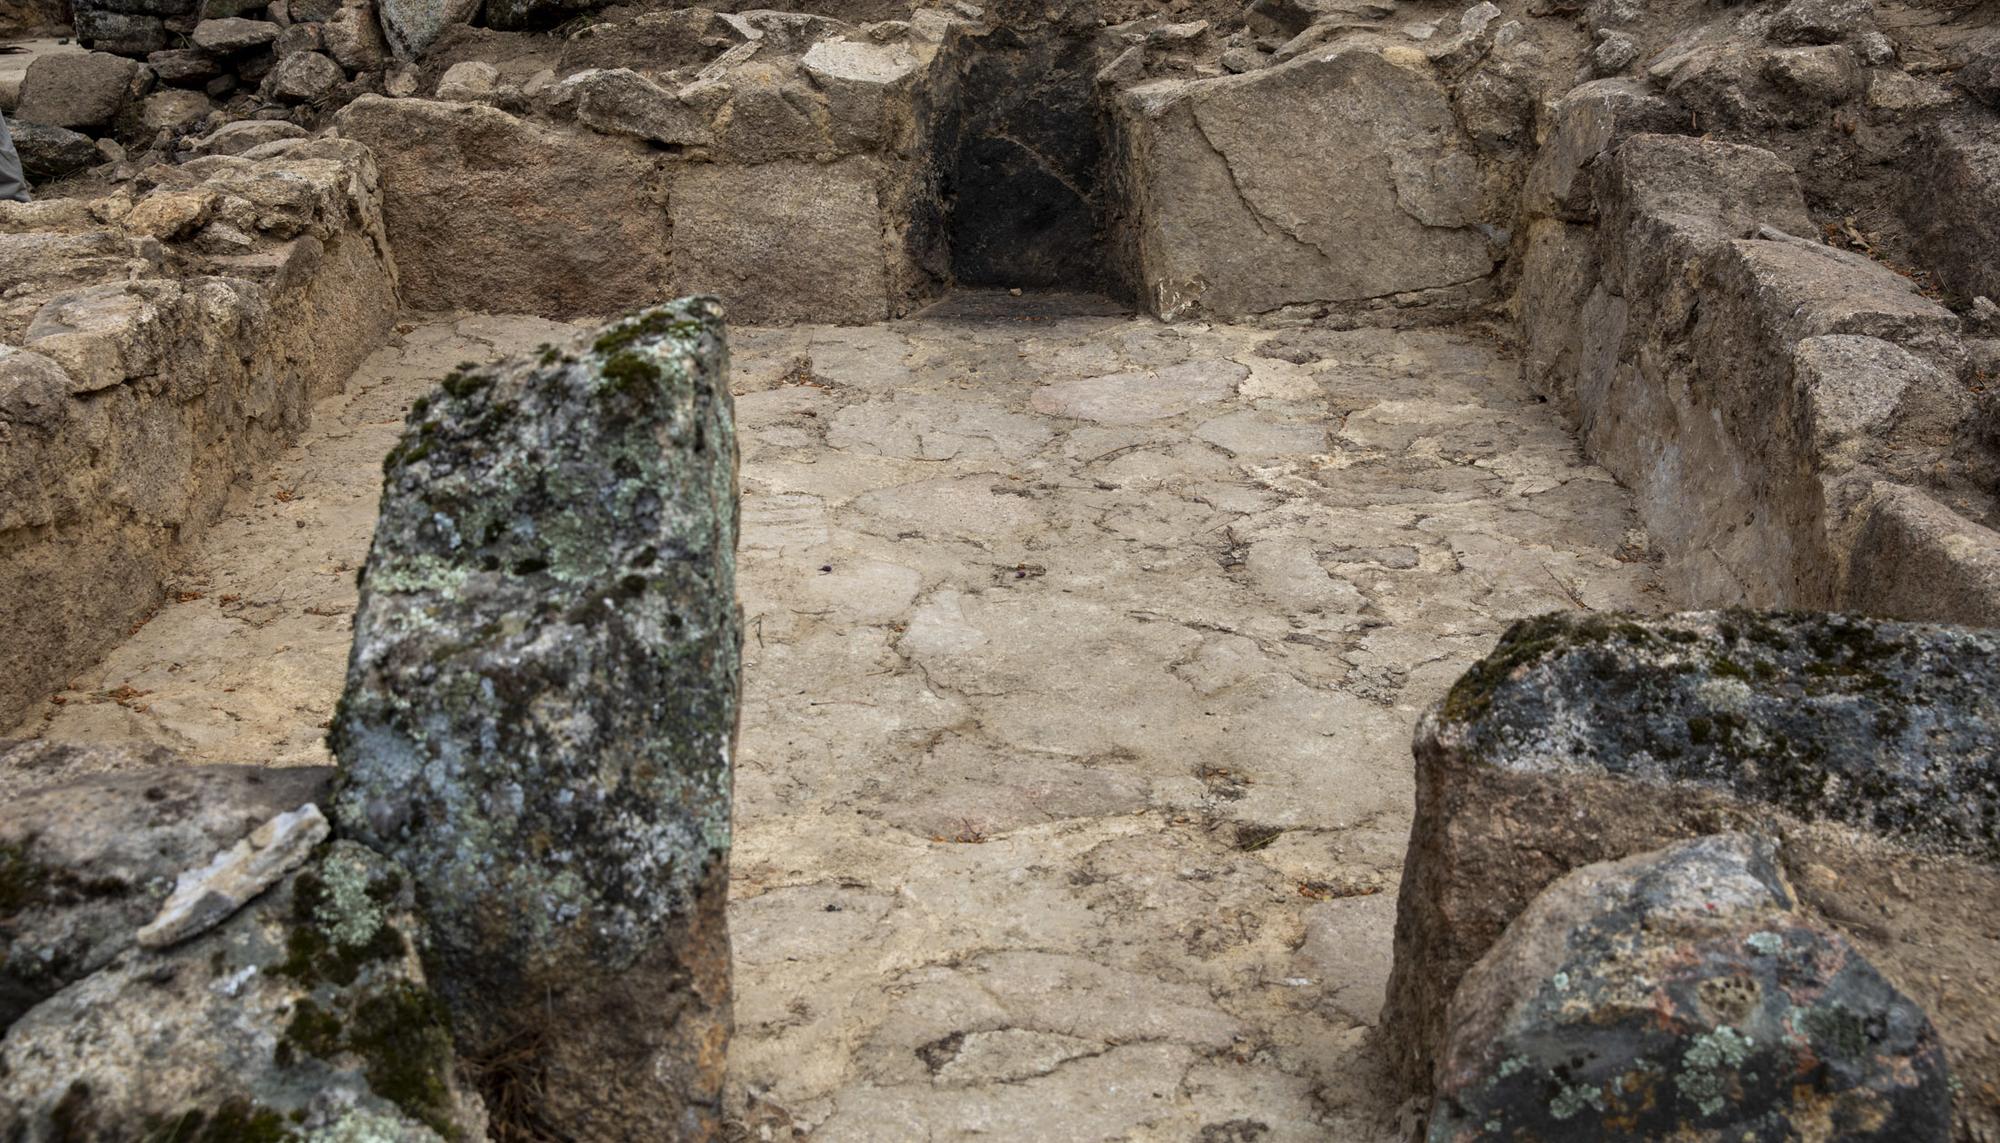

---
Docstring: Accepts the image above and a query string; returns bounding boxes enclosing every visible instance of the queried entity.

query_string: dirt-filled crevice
[939,26,1132,300]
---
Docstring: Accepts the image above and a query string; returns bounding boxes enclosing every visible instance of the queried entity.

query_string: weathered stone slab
[1843,482,2000,628]
[14,51,137,132]
[669,158,889,325]
[1907,118,2000,307]
[333,95,673,318]
[189,15,279,52]
[332,299,740,1138]
[1,831,482,1139]
[1432,833,1951,1140]
[1115,41,1492,319]
[1383,610,2000,1139]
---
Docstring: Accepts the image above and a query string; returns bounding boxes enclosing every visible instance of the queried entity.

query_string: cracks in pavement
[17,308,1662,1141]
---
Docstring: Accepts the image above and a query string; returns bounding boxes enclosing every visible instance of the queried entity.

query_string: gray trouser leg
[0,112,31,204]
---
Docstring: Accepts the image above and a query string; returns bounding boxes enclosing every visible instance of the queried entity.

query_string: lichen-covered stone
[330,297,739,1139]
[1,798,479,1141]
[1435,610,2000,859]
[1383,610,2000,1139]
[1430,833,1951,1142]
[0,758,333,1033]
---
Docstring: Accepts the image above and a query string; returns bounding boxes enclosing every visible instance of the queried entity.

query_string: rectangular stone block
[331,299,740,1139]
[669,158,891,325]
[333,95,674,319]
[1114,43,1494,320]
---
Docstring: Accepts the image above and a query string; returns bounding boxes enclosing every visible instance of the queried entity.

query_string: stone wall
[1514,124,2000,623]
[1112,36,1498,322]
[0,135,397,730]
[331,11,972,324]
[1502,0,2000,627]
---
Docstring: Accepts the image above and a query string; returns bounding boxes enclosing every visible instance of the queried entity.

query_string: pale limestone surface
[8,313,581,762]
[8,299,1658,1138]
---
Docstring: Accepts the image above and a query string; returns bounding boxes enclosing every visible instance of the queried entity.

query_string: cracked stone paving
[6,293,1660,1139]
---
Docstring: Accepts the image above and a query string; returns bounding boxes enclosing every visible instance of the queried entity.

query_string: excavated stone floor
[7,294,1661,1139]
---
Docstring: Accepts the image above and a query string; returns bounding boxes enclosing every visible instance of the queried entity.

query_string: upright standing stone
[330,298,740,1140]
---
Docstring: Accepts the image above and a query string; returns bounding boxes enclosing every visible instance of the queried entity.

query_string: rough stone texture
[0,760,332,1029]
[433,59,500,102]
[1115,40,1494,320]
[187,117,307,155]
[1,826,484,1139]
[670,159,891,325]
[1907,118,2000,307]
[74,9,170,55]
[378,0,477,59]
[13,306,1661,1138]
[262,49,344,103]
[0,140,398,731]
[1844,482,2000,628]
[1958,42,2000,110]
[190,15,281,52]
[14,51,138,132]
[547,66,714,146]
[1519,131,1985,617]
[0,738,181,799]
[9,121,99,183]
[1765,0,1872,45]
[1431,833,1950,1141]
[322,0,388,72]
[1383,609,2000,1139]
[148,47,223,88]
[334,95,673,317]
[556,8,747,74]
[135,92,207,138]
[1518,77,1683,225]
[136,803,330,948]
[331,300,740,1139]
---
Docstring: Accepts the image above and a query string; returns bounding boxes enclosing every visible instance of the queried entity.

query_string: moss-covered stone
[329,298,739,1136]
[1386,609,2000,1131]
[1440,609,2000,861]
[2,837,469,1141]
[145,1097,296,1142]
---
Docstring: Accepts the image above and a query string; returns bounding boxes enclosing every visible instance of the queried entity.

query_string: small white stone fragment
[215,964,260,997]
[137,803,330,949]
